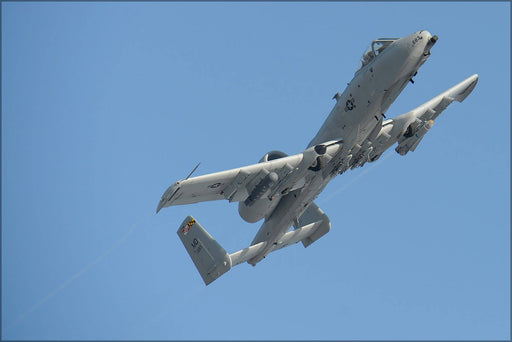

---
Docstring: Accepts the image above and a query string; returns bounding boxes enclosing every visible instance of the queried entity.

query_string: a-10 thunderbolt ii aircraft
[157,30,478,285]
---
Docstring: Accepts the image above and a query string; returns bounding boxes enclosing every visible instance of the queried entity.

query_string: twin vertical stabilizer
[177,210,330,285]
[177,216,232,285]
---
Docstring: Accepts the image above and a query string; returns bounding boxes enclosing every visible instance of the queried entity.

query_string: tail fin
[177,216,231,285]
[294,202,331,248]
[177,210,331,284]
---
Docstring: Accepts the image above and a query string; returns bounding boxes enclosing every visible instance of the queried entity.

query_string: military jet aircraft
[157,30,478,285]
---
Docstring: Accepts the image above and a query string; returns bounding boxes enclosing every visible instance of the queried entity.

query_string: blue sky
[1,2,510,340]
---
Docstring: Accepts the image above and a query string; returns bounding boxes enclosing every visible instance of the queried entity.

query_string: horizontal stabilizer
[177,206,330,284]
[177,216,231,285]
[230,221,323,267]
[230,242,267,267]
[273,221,322,250]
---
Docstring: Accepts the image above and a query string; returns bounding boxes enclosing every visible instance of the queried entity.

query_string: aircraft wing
[414,74,479,122]
[157,151,313,212]
[393,74,479,156]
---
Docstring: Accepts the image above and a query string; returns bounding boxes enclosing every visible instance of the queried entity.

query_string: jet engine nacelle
[395,119,434,156]
[238,150,288,223]
[258,150,289,163]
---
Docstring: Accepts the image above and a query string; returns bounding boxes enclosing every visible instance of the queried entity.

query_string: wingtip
[469,73,479,84]
[462,74,479,99]
[156,201,164,214]
[450,74,479,103]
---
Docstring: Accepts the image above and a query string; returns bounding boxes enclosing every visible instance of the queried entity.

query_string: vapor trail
[5,213,154,333]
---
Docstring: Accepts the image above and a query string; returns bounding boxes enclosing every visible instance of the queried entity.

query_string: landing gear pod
[396,120,434,156]
[244,172,278,207]
[239,171,281,223]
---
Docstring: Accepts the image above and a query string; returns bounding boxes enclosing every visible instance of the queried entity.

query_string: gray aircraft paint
[157,30,478,285]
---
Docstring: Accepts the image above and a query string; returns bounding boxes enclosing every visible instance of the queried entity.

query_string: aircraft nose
[404,30,438,57]
[421,30,438,54]
[420,30,432,39]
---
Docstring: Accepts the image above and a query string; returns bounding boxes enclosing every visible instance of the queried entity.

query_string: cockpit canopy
[355,38,399,74]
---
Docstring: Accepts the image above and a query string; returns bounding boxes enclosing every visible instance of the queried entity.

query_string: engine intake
[259,150,288,163]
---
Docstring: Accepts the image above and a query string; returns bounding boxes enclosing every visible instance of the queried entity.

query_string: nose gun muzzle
[424,35,439,55]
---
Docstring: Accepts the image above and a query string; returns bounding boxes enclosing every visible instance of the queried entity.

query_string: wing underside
[157,152,306,212]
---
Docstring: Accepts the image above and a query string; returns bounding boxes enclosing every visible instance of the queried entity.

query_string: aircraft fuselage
[248,30,437,265]
[157,30,478,285]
